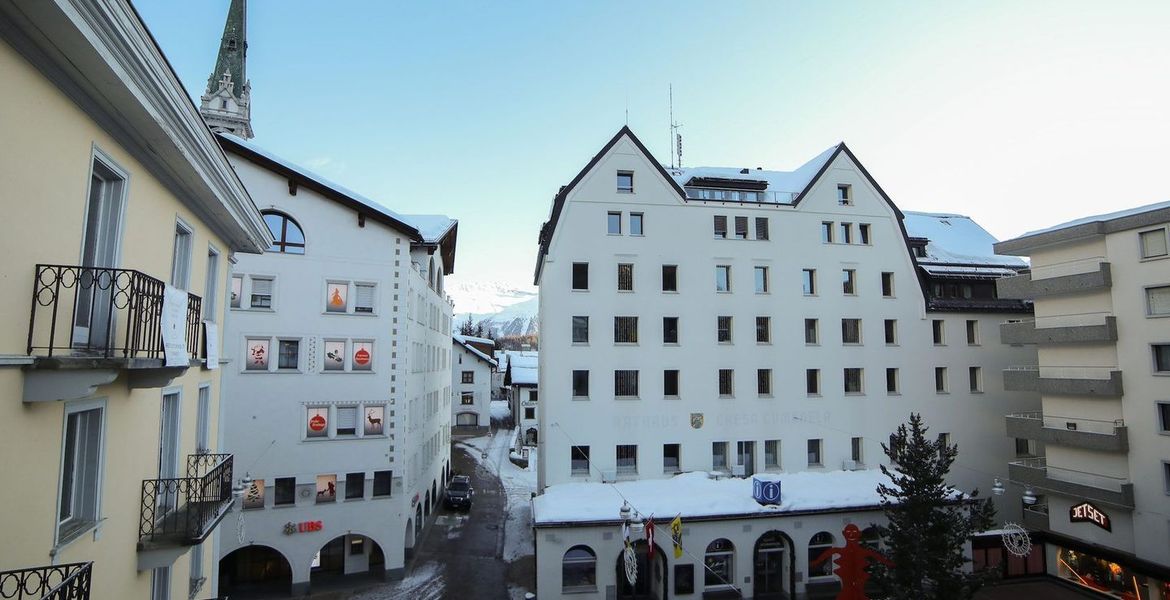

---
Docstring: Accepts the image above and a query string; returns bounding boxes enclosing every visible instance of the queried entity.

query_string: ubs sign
[1069,501,1111,532]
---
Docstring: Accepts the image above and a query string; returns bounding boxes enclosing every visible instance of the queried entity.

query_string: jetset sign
[1069,501,1111,532]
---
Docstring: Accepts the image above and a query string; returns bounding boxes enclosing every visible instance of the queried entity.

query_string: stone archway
[309,534,384,589]
[404,518,415,560]
[615,540,668,600]
[218,544,293,598]
[753,530,795,599]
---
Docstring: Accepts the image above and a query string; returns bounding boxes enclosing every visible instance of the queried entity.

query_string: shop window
[704,539,735,588]
[808,532,835,577]
[316,475,336,503]
[345,473,364,500]
[562,545,597,592]
[274,477,295,506]
[372,471,392,497]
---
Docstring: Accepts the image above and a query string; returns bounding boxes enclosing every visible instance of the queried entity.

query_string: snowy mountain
[449,279,539,338]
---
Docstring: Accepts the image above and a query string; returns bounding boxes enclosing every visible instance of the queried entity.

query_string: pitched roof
[903,212,1026,268]
[453,335,496,367]
[997,201,1170,255]
[670,145,839,204]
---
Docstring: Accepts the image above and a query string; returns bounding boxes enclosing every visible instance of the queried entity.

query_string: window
[630,213,644,236]
[571,446,590,475]
[663,317,679,344]
[935,367,948,393]
[277,340,299,370]
[171,220,193,289]
[562,545,597,592]
[615,370,639,397]
[675,565,695,595]
[58,404,104,543]
[617,171,634,193]
[748,267,767,296]
[572,316,589,343]
[571,370,589,397]
[262,211,305,254]
[461,392,474,405]
[373,470,392,497]
[1140,228,1168,258]
[151,567,170,600]
[821,222,834,243]
[884,319,897,345]
[572,263,589,290]
[614,316,638,343]
[715,265,731,292]
[1156,344,1170,372]
[326,282,348,313]
[461,371,474,384]
[663,370,680,397]
[524,407,535,420]
[841,318,861,344]
[712,442,729,470]
[242,479,264,509]
[1148,286,1170,316]
[306,407,328,438]
[809,532,835,576]
[837,184,852,205]
[345,473,364,500]
[756,317,771,343]
[663,444,680,473]
[352,341,374,372]
[713,215,728,239]
[851,437,863,463]
[1015,438,1034,458]
[734,216,748,240]
[969,367,983,392]
[881,272,894,297]
[616,445,638,474]
[966,319,979,344]
[764,440,780,470]
[245,338,270,371]
[336,407,357,436]
[757,369,772,396]
[230,275,243,308]
[802,269,816,295]
[662,265,678,292]
[704,539,735,588]
[844,368,863,394]
[859,223,871,245]
[354,283,376,314]
[617,263,634,291]
[456,412,478,426]
[1159,402,1170,433]
[938,433,951,454]
[274,477,295,505]
[841,269,856,295]
[755,217,769,241]
[718,369,734,396]
[250,277,273,308]
[1163,462,1170,495]
[717,316,733,343]
[204,248,220,319]
[804,318,819,344]
[932,320,945,345]
[806,369,820,395]
[607,211,622,234]
[886,368,899,394]
[807,439,823,466]
[840,223,853,244]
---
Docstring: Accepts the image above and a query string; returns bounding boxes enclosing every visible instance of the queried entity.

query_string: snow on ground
[490,399,510,422]
[456,429,537,562]
[349,561,446,600]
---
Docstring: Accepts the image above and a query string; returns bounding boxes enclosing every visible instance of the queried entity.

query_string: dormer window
[617,171,634,193]
[837,184,852,206]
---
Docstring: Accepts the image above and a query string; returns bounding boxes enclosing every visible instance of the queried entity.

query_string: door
[158,392,182,513]
[754,544,787,598]
[616,542,665,600]
[195,385,211,454]
[738,441,756,477]
[74,161,125,349]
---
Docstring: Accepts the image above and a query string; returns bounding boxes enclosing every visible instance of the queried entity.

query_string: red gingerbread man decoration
[809,524,892,600]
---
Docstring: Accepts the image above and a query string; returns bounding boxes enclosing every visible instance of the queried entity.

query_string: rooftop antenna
[625,91,629,126]
[669,84,683,169]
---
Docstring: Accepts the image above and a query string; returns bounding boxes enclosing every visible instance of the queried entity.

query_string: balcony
[1005,412,1128,452]
[1008,456,1134,509]
[1000,315,1118,345]
[138,454,233,570]
[24,265,203,401]
[997,261,1111,300]
[1021,503,1050,532]
[0,562,92,600]
[1002,366,1123,397]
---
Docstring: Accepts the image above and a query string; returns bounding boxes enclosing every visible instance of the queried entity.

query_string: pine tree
[459,314,475,335]
[870,413,997,600]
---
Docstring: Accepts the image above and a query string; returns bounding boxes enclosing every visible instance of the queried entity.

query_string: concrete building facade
[453,334,496,435]
[532,127,1040,599]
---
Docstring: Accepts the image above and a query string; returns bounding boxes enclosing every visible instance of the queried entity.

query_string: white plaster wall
[452,343,493,428]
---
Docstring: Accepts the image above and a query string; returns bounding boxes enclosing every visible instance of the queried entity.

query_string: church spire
[200,0,253,139]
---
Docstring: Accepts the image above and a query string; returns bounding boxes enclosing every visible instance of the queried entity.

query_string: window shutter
[355,284,376,313]
[735,216,748,238]
[337,407,358,430]
[251,278,272,295]
[1149,286,1170,315]
[1143,230,1168,257]
[713,215,727,235]
[755,218,769,240]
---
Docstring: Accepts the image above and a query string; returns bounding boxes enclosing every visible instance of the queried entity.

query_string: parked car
[445,475,474,510]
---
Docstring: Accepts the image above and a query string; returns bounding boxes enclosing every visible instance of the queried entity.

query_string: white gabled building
[532,127,1040,599]
[214,133,456,596]
[453,334,496,435]
[505,351,539,445]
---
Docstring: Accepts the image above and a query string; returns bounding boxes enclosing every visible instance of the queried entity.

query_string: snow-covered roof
[453,335,496,367]
[903,212,1026,268]
[403,214,457,244]
[454,334,494,346]
[507,353,538,368]
[534,470,890,525]
[1021,201,1170,237]
[669,145,838,204]
[511,367,537,386]
[218,133,419,239]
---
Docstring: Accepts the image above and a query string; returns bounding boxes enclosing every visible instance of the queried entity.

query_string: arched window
[455,413,478,426]
[428,257,437,290]
[808,531,835,577]
[704,538,735,588]
[562,545,596,592]
[861,526,883,551]
[262,211,305,254]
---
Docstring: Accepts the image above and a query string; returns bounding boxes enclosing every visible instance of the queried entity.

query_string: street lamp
[1022,486,1038,506]
[233,472,253,500]
[992,478,1005,496]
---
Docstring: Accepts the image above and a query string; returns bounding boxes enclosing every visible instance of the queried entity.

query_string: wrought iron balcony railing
[0,561,92,600]
[28,264,202,361]
[138,454,233,550]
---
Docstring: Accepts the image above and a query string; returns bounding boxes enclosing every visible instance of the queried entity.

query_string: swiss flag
[645,516,655,559]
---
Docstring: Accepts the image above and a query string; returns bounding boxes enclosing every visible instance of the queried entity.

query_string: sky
[135,0,1170,292]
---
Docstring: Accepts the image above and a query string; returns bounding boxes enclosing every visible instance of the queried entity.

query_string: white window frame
[55,398,107,547]
[1146,285,1170,317]
[204,245,220,320]
[171,218,194,290]
[1140,227,1169,260]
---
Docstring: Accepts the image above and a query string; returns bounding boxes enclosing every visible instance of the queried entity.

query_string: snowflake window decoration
[1001,522,1032,558]
[623,545,638,585]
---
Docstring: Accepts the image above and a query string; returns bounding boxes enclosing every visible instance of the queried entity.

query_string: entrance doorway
[615,541,667,600]
[753,530,793,599]
[218,545,292,598]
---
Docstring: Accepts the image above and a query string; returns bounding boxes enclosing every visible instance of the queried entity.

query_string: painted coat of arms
[690,413,704,429]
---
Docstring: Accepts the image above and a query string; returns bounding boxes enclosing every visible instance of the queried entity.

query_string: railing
[1006,365,1119,380]
[1008,412,1124,435]
[0,562,92,600]
[1029,257,1107,280]
[28,265,202,361]
[1011,456,1130,493]
[139,454,233,547]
